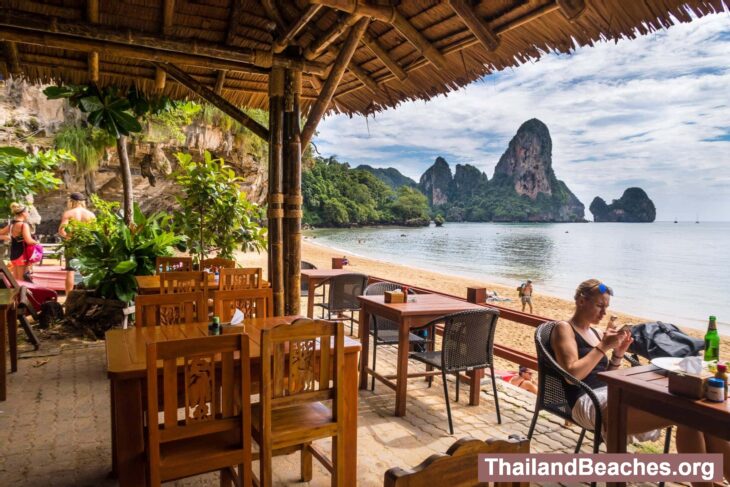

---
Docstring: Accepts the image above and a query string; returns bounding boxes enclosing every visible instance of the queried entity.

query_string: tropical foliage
[63,196,182,303]
[0,146,70,217]
[302,156,429,227]
[172,151,267,263]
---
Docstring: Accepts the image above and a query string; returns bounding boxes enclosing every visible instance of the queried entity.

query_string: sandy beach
[236,238,729,371]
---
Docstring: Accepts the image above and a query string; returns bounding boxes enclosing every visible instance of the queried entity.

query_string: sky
[313,12,730,222]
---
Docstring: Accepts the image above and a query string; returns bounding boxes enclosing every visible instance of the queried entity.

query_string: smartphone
[618,324,633,333]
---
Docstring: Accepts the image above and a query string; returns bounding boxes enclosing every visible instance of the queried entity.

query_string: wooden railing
[367,276,548,370]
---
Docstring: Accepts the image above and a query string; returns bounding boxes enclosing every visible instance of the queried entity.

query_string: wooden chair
[155,256,193,274]
[159,271,209,295]
[213,288,273,322]
[219,267,262,290]
[201,257,236,274]
[146,334,252,487]
[254,318,345,486]
[384,435,530,487]
[134,291,207,327]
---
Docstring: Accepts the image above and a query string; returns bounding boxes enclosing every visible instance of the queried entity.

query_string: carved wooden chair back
[134,291,207,327]
[213,288,273,322]
[258,318,346,485]
[219,267,262,290]
[155,256,193,274]
[146,334,252,487]
[384,435,530,487]
[159,271,210,296]
[200,258,236,274]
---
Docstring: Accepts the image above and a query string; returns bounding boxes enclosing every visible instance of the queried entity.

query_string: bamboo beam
[226,0,244,45]
[262,0,287,32]
[304,13,359,61]
[268,67,285,317]
[283,69,302,315]
[156,62,269,141]
[557,0,586,20]
[87,0,99,82]
[447,0,500,52]
[154,67,166,90]
[274,5,323,53]
[0,11,328,75]
[309,0,448,71]
[3,41,20,74]
[162,0,175,35]
[346,60,379,94]
[301,17,368,150]
[214,70,226,94]
[362,32,407,81]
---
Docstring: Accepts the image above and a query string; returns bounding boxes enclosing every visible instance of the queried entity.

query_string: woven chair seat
[409,350,441,367]
[376,329,427,345]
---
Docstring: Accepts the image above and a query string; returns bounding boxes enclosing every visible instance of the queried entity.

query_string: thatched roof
[1,0,727,117]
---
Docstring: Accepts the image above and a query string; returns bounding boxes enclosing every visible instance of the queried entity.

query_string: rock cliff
[590,188,656,222]
[355,165,416,189]
[418,156,452,206]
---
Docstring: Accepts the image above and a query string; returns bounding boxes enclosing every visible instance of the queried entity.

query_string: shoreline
[235,239,729,370]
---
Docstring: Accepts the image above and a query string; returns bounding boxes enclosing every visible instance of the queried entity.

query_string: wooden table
[0,288,19,401]
[358,293,484,416]
[600,364,730,487]
[106,316,361,487]
[135,274,269,294]
[300,269,353,318]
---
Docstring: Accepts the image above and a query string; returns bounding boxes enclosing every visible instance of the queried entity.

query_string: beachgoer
[2,203,39,282]
[509,366,537,394]
[550,278,708,452]
[58,193,95,295]
[681,433,730,486]
[521,279,533,313]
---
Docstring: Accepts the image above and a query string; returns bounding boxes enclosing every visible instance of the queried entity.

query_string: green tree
[173,151,267,263]
[53,124,115,195]
[390,186,430,224]
[0,146,71,218]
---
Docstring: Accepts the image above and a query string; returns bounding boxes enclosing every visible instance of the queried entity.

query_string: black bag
[628,321,704,359]
[39,300,64,329]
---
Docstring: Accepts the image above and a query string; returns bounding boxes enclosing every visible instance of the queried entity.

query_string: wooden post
[283,69,302,315]
[116,136,133,226]
[466,287,486,304]
[87,0,99,82]
[268,67,285,316]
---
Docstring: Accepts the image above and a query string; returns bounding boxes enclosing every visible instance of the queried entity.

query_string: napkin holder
[384,290,405,304]
[668,371,709,399]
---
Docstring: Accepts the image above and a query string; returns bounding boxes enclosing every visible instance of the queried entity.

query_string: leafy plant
[63,196,182,303]
[173,151,266,263]
[54,124,115,180]
[0,146,70,218]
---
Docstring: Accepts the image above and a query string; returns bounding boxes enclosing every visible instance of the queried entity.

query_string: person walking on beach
[520,279,533,313]
[58,193,95,296]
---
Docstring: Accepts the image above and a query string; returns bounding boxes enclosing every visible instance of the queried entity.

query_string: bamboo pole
[0,11,328,75]
[154,63,270,141]
[447,0,500,52]
[301,17,368,150]
[154,67,166,90]
[274,5,322,53]
[283,69,302,315]
[304,13,360,61]
[3,41,20,74]
[268,67,285,317]
[362,32,407,81]
[116,136,133,226]
[557,0,586,20]
[214,70,226,94]
[87,0,99,82]
[162,0,175,35]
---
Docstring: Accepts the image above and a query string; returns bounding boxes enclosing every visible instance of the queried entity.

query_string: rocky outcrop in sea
[590,187,656,222]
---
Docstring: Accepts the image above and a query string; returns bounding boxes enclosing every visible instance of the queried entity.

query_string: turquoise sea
[308,222,730,335]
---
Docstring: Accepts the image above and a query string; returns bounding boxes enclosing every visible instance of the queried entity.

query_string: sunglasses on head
[583,282,614,297]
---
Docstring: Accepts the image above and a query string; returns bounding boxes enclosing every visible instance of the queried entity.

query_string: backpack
[628,321,704,359]
[39,300,64,329]
[516,284,525,297]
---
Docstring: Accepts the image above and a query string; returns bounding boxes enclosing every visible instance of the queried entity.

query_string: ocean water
[308,222,730,335]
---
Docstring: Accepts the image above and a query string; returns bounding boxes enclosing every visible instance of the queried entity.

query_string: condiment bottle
[715,364,728,400]
[704,315,720,362]
[209,315,221,336]
[705,378,725,402]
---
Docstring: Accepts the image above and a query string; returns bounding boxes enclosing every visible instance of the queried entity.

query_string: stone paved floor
[0,326,690,487]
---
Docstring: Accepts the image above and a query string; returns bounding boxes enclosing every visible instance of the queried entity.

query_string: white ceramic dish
[650,357,683,372]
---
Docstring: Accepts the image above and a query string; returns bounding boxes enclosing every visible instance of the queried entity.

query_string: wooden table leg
[343,350,359,485]
[468,368,483,406]
[0,305,7,401]
[110,380,118,477]
[606,384,628,487]
[306,276,315,318]
[358,305,370,390]
[394,319,410,417]
[113,378,147,487]
[8,305,17,373]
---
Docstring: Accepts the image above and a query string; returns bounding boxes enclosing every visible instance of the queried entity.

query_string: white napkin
[678,356,703,375]
[230,308,245,326]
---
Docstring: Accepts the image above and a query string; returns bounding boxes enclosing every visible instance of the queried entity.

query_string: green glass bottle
[704,315,719,362]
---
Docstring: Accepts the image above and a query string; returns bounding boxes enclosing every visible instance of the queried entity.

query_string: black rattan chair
[528,321,673,478]
[409,308,501,435]
[363,281,430,391]
[315,273,369,335]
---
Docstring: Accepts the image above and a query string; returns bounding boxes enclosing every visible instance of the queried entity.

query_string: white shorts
[571,387,661,443]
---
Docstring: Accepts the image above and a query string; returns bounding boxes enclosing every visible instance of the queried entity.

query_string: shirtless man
[58,193,95,295]
[521,279,533,313]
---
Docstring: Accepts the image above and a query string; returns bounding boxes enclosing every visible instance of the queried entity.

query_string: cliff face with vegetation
[590,187,656,222]
[356,165,416,189]
[417,119,585,222]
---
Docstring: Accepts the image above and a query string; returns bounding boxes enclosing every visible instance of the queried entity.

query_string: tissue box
[668,372,707,399]
[384,291,405,303]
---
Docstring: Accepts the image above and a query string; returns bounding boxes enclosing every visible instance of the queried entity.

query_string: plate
[650,357,683,372]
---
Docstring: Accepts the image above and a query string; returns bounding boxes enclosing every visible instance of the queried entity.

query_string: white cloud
[314,13,730,221]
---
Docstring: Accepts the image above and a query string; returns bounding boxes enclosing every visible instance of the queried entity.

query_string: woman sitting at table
[550,278,709,450]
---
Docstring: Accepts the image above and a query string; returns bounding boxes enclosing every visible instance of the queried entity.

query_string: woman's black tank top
[9,221,26,260]
[562,325,608,409]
